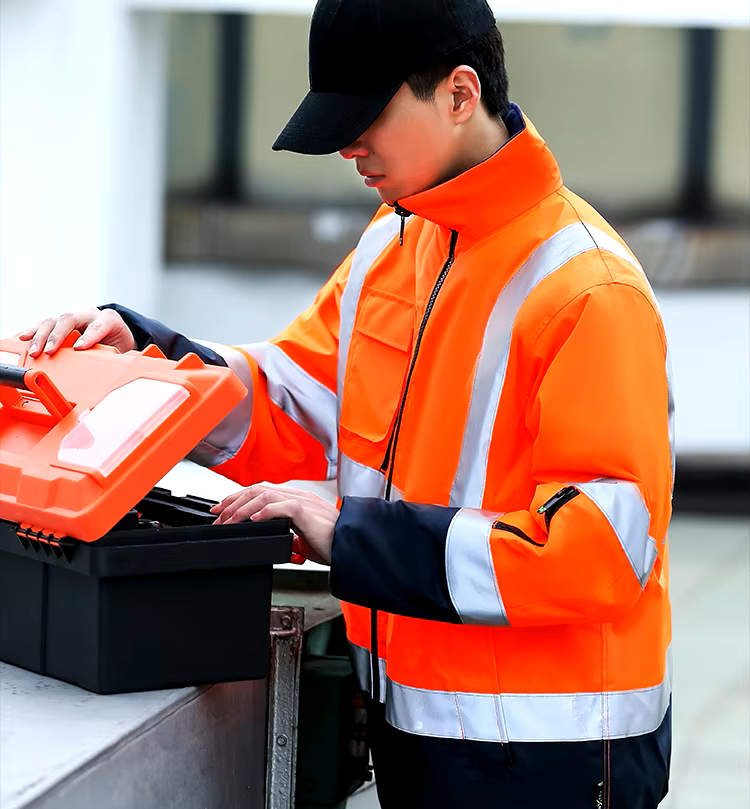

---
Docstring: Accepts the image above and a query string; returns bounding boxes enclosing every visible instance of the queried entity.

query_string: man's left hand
[210,484,338,565]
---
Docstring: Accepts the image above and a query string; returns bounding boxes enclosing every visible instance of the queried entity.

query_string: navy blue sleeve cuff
[330,497,461,623]
[98,304,228,368]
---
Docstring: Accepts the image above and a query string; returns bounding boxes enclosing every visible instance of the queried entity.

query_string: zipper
[537,486,580,530]
[371,226,459,701]
[493,520,545,548]
[380,228,459,500]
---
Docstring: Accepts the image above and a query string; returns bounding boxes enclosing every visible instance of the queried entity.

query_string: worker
[21,0,673,806]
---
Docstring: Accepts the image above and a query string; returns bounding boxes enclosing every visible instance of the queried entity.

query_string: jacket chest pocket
[340,289,414,445]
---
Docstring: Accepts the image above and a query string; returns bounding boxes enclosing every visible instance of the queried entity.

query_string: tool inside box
[105,488,221,536]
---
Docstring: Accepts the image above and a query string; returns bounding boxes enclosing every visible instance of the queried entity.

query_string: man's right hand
[19,308,136,358]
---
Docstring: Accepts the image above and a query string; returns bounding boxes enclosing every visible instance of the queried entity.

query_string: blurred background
[0,1,748,807]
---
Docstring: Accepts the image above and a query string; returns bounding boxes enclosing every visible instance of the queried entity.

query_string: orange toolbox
[0,333,292,694]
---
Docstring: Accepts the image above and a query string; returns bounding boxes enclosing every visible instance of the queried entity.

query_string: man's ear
[447,65,482,123]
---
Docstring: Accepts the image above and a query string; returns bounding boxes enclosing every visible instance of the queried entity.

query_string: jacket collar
[398,105,563,244]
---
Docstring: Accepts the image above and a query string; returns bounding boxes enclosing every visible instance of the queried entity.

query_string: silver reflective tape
[348,641,386,703]
[445,509,509,626]
[450,222,666,509]
[349,641,372,694]
[337,214,402,412]
[575,479,657,588]
[338,452,403,502]
[451,223,605,507]
[240,341,338,479]
[186,340,253,467]
[385,648,671,743]
[378,658,387,704]
[581,223,643,273]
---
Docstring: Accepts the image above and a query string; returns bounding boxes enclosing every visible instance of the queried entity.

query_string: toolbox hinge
[16,526,76,561]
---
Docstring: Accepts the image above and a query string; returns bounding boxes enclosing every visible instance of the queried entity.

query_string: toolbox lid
[0,333,247,542]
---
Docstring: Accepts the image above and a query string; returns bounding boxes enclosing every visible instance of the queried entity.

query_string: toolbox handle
[0,364,74,423]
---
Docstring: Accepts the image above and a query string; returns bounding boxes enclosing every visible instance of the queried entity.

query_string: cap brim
[272,84,402,155]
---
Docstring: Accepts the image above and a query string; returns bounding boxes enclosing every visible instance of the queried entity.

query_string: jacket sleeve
[98,303,230,367]
[101,251,351,485]
[330,281,673,627]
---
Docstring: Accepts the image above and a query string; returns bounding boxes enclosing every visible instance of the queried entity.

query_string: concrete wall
[0,1,167,336]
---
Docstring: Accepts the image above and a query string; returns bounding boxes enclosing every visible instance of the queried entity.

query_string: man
[22,1,673,806]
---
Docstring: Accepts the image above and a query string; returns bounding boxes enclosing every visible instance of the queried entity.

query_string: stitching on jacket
[452,692,466,739]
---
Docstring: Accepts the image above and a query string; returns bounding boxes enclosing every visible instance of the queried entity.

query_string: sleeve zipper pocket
[537,486,580,531]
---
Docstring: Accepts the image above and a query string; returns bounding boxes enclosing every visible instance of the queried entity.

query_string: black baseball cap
[272,0,497,155]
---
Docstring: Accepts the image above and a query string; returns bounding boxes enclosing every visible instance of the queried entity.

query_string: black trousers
[363,697,671,809]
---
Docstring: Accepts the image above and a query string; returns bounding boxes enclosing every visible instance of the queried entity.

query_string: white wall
[0,0,168,337]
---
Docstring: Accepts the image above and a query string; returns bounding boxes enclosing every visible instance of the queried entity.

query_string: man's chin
[377,188,397,206]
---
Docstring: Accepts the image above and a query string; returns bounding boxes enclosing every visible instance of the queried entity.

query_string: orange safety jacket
[108,106,673,760]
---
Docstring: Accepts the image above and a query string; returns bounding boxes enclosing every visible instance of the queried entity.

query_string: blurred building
[164,14,750,279]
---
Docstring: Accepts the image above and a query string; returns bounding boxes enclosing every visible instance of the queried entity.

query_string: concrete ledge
[165,203,750,287]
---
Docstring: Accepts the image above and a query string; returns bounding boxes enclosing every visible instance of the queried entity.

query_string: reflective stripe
[241,341,338,480]
[575,479,658,588]
[348,641,386,703]
[445,509,509,626]
[337,213,402,413]
[386,649,672,742]
[338,452,403,501]
[352,643,672,742]
[582,223,643,271]
[450,221,666,508]
[186,340,253,466]
[666,348,676,484]
[349,641,372,693]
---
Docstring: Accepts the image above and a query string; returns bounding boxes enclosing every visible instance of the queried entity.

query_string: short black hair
[406,26,510,120]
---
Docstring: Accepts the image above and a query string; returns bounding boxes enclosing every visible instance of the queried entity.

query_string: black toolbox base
[1,554,272,693]
[0,489,292,694]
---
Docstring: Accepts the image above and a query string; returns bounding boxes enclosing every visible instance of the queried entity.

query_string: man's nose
[339,140,368,160]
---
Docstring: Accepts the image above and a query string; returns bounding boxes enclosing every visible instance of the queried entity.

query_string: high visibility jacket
[104,104,673,799]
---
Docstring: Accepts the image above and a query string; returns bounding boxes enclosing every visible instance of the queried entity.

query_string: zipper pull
[537,485,580,529]
[394,204,412,247]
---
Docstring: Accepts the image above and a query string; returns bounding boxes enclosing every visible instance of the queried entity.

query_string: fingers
[46,311,102,354]
[213,486,302,525]
[21,316,60,358]
[73,318,111,350]
[248,497,303,524]
[211,484,317,521]
[211,484,337,565]
[21,310,99,358]
[209,489,246,515]
[18,309,136,358]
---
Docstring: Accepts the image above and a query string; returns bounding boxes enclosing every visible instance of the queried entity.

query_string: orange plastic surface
[0,333,247,542]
